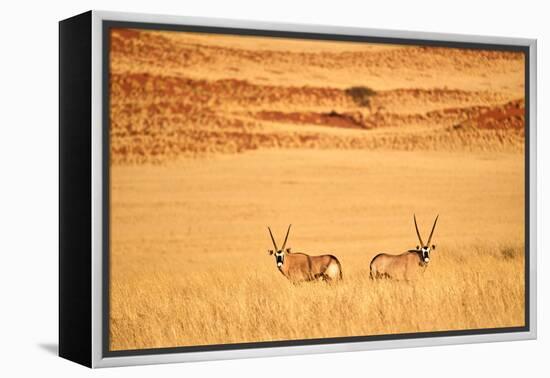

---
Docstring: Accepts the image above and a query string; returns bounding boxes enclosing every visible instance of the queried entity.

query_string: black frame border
[59,11,93,367]
[101,19,531,358]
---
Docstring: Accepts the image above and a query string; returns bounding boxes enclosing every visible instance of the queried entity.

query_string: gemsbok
[267,224,343,283]
[370,215,439,280]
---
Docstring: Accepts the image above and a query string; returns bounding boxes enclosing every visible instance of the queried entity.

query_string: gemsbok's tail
[335,258,343,280]
[369,253,382,280]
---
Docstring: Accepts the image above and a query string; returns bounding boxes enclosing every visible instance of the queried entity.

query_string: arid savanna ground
[108,28,526,351]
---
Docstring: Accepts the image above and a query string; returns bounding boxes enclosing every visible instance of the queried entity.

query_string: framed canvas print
[59,10,537,368]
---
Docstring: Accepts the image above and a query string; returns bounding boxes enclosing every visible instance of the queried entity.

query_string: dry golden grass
[110,242,524,350]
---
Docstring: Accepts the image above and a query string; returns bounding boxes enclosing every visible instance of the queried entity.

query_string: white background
[0,0,546,376]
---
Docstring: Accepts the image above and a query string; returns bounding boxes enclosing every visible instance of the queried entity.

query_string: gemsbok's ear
[431,244,436,250]
[286,248,291,253]
[268,250,274,255]
[416,245,420,250]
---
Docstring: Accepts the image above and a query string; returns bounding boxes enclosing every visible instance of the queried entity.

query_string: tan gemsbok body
[268,225,343,283]
[370,215,439,280]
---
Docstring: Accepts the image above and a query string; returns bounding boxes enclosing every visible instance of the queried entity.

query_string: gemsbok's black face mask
[421,246,431,264]
[275,251,285,267]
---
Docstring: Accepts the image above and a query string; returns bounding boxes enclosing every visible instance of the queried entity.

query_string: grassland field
[108,29,526,350]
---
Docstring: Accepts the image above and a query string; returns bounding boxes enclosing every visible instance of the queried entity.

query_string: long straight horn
[281,224,292,251]
[426,215,439,246]
[413,214,425,247]
[268,227,278,251]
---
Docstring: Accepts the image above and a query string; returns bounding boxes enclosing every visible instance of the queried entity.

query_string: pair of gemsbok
[267,215,439,282]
